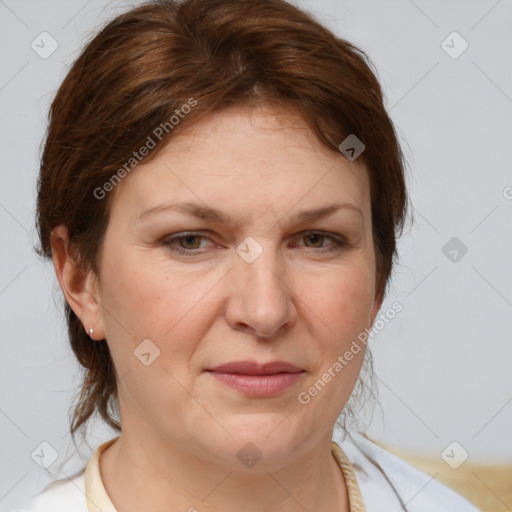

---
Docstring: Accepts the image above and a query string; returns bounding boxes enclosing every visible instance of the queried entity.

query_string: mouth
[207,360,304,375]
[206,360,305,397]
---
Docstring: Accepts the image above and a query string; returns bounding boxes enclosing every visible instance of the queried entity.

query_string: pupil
[309,234,321,246]
[184,235,198,248]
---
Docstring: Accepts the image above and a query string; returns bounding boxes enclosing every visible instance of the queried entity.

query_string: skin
[51,103,382,512]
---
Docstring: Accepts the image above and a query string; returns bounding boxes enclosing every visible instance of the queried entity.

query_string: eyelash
[161,231,347,256]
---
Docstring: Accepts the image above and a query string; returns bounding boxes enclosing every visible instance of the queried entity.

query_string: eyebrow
[137,201,363,225]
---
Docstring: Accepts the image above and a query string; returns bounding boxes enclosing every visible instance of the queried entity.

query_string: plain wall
[1,0,511,509]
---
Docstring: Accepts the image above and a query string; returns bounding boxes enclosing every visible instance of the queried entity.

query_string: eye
[296,232,347,251]
[162,232,213,255]
[161,230,347,257]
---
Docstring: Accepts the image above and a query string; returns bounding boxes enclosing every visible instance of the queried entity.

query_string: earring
[89,328,94,339]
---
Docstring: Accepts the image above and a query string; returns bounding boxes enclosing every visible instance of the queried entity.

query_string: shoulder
[335,430,481,512]
[6,471,88,512]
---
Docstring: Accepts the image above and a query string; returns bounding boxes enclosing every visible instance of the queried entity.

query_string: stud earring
[89,328,94,339]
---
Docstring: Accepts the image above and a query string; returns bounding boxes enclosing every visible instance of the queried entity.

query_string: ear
[50,225,106,340]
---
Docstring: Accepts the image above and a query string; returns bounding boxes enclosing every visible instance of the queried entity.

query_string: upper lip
[207,361,304,375]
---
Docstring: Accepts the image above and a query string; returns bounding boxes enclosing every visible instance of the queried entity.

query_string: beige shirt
[84,437,367,512]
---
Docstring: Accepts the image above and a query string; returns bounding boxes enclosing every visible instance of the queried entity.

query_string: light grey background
[1,0,511,509]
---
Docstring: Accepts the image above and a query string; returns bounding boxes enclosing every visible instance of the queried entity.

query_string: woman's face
[92,103,381,468]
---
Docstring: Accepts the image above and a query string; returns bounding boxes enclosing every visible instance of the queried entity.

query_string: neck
[99,428,350,512]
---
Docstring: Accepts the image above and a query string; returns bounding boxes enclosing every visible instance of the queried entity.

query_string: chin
[215,413,312,466]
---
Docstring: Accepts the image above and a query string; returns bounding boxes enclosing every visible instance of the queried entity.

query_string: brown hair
[36,0,408,442]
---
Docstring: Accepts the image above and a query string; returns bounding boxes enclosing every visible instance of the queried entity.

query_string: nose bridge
[228,236,295,338]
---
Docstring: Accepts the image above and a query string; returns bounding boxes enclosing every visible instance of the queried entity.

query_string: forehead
[108,103,371,224]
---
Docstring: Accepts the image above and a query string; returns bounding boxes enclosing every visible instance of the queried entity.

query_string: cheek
[292,265,375,423]
[101,263,169,334]
[299,262,376,342]
[98,251,222,375]
[100,251,195,334]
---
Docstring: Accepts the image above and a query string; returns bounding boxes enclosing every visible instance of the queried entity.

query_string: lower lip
[208,371,305,397]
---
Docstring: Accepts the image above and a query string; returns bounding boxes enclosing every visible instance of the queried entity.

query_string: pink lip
[208,361,303,375]
[206,361,305,397]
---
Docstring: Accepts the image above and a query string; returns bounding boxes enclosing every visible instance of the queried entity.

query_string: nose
[225,242,297,339]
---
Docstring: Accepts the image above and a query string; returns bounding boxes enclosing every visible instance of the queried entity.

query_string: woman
[12,0,479,510]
